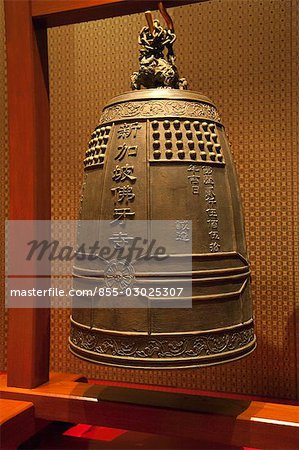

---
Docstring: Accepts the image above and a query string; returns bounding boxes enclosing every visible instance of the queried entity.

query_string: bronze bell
[69,6,256,369]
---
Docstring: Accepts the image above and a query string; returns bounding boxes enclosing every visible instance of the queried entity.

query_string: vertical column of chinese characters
[202,166,220,252]
[111,122,141,224]
[187,164,200,195]
[176,220,190,242]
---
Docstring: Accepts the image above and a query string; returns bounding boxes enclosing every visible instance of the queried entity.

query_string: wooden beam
[31,0,207,28]
[0,374,298,449]
[4,0,51,388]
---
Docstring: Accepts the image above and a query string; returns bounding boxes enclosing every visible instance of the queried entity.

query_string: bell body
[69,89,256,368]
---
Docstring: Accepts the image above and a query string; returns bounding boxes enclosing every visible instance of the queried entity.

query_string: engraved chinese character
[206,208,218,218]
[188,175,200,195]
[111,208,135,223]
[109,232,134,249]
[115,144,138,161]
[203,176,214,185]
[205,190,217,204]
[209,230,220,240]
[111,185,135,203]
[117,122,141,139]
[202,166,213,175]
[188,174,200,183]
[210,241,221,252]
[176,220,190,242]
[117,124,131,139]
[130,122,142,138]
[188,165,200,173]
[207,219,219,229]
[112,164,137,182]
[176,220,190,230]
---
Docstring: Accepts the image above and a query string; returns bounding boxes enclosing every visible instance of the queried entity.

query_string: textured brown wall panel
[1,0,298,399]
[48,0,298,399]
[293,0,299,399]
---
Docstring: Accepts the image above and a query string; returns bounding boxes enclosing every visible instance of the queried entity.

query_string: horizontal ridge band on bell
[70,315,254,336]
[103,89,217,109]
[72,266,250,280]
[73,252,250,276]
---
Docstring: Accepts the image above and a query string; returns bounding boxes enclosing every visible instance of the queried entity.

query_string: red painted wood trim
[4,0,50,388]
[31,0,206,28]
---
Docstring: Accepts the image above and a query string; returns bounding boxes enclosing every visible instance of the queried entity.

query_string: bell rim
[69,338,257,370]
[69,318,256,369]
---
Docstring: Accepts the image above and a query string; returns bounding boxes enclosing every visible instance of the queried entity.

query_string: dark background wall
[0,0,298,399]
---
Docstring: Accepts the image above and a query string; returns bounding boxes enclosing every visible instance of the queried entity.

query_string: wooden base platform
[0,372,298,449]
[0,398,35,449]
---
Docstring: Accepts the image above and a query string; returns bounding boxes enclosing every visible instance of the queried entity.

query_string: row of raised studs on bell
[84,154,105,166]
[152,120,216,132]
[89,136,109,148]
[153,140,222,152]
[153,148,223,161]
[152,151,223,161]
[153,140,223,160]
[91,125,112,139]
[152,131,218,143]
[86,144,107,157]
[84,153,105,163]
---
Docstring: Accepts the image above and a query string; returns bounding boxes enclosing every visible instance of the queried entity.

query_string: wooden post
[5,0,51,388]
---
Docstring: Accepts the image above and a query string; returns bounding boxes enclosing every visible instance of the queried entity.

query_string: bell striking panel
[69,11,256,369]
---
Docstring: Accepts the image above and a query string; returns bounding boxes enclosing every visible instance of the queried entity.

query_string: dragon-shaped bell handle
[131,2,188,90]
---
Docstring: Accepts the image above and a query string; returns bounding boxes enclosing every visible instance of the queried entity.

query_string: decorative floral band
[70,320,255,365]
[99,100,222,125]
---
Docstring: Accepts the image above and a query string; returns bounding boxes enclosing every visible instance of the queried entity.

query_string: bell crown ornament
[131,7,187,90]
[69,4,256,369]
